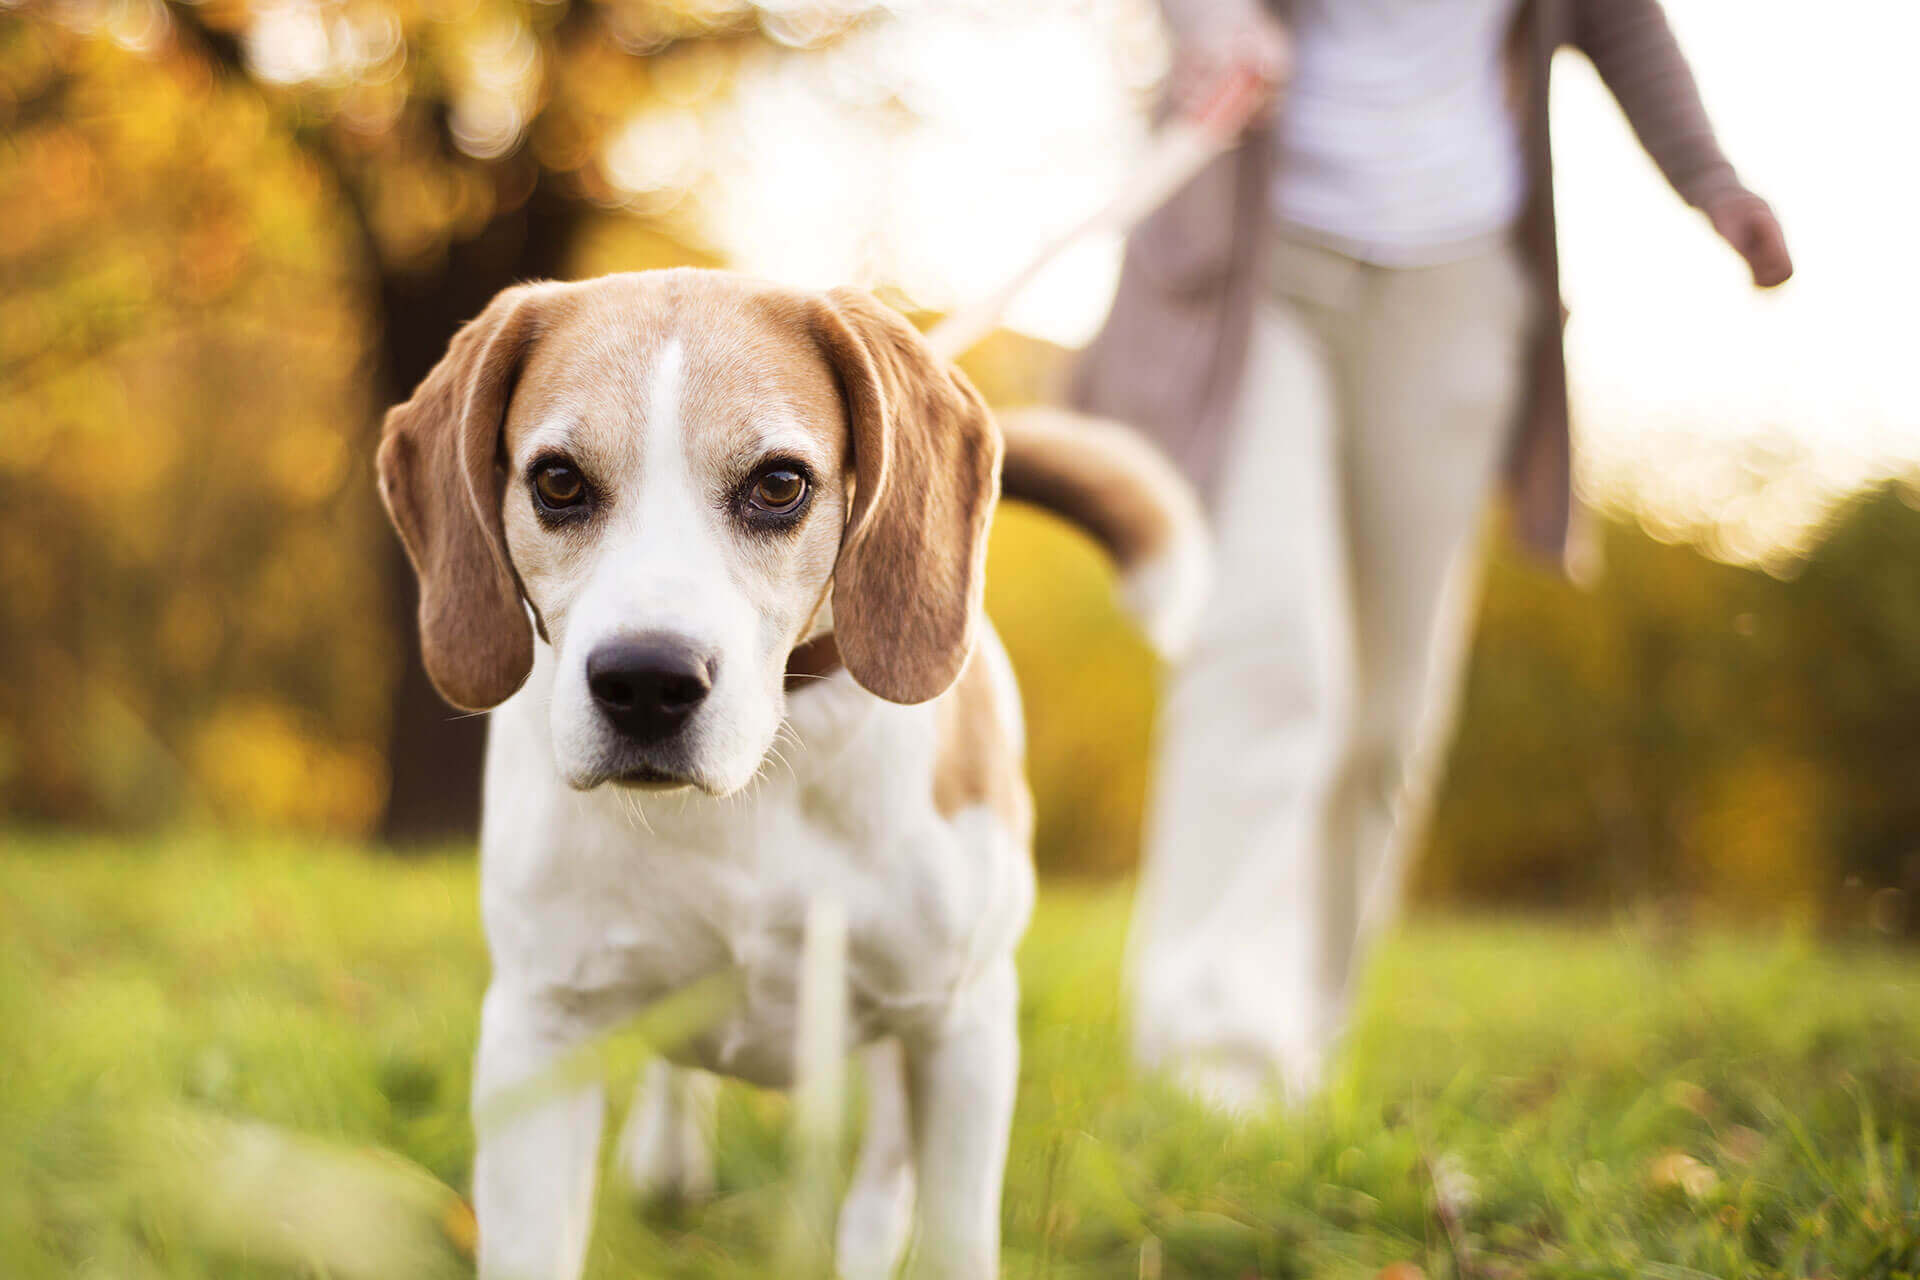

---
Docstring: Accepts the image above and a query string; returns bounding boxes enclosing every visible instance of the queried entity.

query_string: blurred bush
[1417,485,1920,934]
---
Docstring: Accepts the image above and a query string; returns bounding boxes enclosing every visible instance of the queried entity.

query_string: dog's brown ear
[376,283,559,712]
[811,287,1002,705]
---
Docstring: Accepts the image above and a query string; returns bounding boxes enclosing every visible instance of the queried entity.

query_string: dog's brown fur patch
[932,650,1032,837]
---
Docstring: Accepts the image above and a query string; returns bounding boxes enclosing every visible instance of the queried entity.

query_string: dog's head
[376,270,1001,796]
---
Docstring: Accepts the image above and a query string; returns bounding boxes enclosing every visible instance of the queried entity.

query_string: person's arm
[1572,0,1792,287]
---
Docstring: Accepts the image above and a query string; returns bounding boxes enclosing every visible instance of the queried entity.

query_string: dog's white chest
[507,808,991,1084]
[482,668,1031,1090]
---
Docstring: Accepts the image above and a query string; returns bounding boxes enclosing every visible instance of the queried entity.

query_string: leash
[925,65,1273,364]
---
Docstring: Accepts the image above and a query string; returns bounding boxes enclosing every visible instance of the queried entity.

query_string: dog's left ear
[812,288,1002,705]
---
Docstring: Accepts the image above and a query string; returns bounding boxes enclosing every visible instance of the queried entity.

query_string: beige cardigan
[1069,0,1755,561]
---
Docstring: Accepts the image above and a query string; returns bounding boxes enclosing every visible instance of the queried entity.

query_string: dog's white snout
[585,633,716,745]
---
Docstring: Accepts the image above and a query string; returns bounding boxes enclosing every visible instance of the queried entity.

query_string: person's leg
[1127,260,1359,1107]
[1318,246,1534,1026]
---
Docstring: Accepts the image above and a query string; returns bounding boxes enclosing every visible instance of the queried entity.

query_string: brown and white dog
[377,269,1207,1279]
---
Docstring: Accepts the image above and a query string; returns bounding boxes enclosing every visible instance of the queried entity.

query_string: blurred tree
[1,19,393,832]
[11,0,876,838]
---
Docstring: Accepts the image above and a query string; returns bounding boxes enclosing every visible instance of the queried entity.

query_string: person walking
[1077,0,1793,1107]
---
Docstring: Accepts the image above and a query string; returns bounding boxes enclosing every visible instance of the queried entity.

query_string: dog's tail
[996,405,1213,660]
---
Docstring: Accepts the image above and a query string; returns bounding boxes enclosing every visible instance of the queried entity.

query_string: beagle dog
[377,269,1207,1279]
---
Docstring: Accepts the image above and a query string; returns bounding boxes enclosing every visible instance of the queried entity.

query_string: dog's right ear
[809,287,1002,706]
[376,283,560,712]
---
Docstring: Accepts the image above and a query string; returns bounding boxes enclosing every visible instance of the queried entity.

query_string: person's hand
[1704,189,1793,289]
[1170,9,1292,122]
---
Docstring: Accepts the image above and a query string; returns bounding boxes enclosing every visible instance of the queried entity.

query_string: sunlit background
[6,3,1920,1276]
[3,0,1917,915]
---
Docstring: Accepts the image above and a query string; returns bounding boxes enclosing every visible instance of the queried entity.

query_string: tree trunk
[377,179,583,844]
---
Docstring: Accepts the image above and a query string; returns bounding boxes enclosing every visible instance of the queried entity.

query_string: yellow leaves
[179,213,249,302]
[1686,750,1826,915]
[440,1196,479,1259]
[1649,1088,1734,1198]
[71,393,178,504]
[266,423,351,505]
[159,592,225,678]
[1718,1124,1766,1166]
[1648,1150,1718,1200]
[651,35,734,105]
[188,701,387,832]
[447,14,543,159]
[1662,1078,1715,1119]
[367,160,496,270]
[1647,1078,1743,1204]
[28,125,102,209]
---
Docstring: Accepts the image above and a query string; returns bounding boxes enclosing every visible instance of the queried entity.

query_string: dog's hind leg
[836,1038,916,1280]
[617,1059,717,1207]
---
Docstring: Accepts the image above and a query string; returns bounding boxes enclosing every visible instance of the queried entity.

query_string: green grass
[2,831,1917,1278]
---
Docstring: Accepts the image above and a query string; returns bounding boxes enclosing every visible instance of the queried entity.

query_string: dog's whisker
[758,747,792,788]
[767,742,798,783]
[614,787,654,836]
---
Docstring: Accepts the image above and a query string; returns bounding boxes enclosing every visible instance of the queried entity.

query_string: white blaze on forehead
[636,335,695,518]
[648,336,687,450]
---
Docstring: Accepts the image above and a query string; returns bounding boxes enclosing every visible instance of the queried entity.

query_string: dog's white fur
[479,627,1030,1278]
[377,271,1207,1279]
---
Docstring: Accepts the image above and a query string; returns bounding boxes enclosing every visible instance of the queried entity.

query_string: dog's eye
[532,461,587,511]
[747,467,809,516]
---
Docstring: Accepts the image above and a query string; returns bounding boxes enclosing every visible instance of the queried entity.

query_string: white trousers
[1127,232,1533,1101]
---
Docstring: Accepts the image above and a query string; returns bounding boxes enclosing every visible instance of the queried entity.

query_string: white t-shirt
[1271,0,1528,266]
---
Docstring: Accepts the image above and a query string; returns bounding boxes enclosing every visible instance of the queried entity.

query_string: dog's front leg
[901,962,1019,1280]
[472,982,607,1280]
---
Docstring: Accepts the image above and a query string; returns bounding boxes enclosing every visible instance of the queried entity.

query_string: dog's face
[376,270,1000,797]
[500,284,851,793]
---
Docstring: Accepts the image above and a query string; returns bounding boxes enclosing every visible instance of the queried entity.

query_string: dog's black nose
[586,636,714,743]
